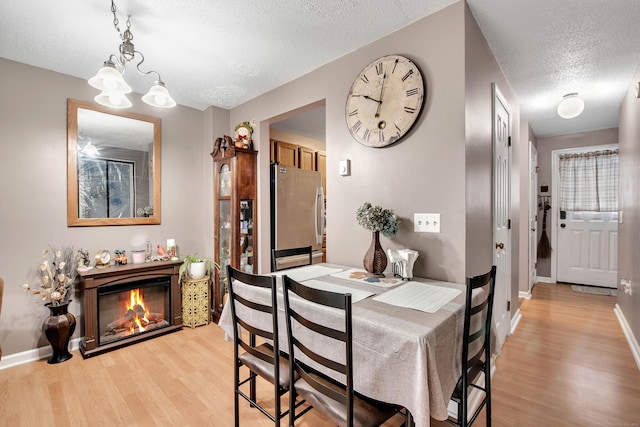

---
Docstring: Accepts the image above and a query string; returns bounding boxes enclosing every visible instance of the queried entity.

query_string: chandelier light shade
[88,61,132,93]
[557,93,584,119]
[142,81,177,108]
[89,0,176,109]
[94,91,133,109]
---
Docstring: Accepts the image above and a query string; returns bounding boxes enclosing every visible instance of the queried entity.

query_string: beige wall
[0,58,222,357]
[534,127,619,278]
[617,65,640,344]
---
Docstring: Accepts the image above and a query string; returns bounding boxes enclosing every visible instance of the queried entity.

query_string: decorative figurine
[114,250,127,265]
[234,120,255,149]
[77,249,91,268]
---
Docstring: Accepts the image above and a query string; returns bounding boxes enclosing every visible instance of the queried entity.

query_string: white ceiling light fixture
[88,0,176,109]
[557,93,584,119]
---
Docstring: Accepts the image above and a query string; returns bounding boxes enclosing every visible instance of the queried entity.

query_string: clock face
[345,55,425,147]
[96,250,111,264]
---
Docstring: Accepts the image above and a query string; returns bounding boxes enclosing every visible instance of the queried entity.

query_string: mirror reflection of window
[78,157,135,218]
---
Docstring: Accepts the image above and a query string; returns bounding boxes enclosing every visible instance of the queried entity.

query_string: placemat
[330,268,405,288]
[272,265,344,282]
[372,281,461,313]
[297,279,375,303]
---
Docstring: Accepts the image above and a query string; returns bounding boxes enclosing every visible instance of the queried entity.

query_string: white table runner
[272,265,344,282]
[372,281,461,313]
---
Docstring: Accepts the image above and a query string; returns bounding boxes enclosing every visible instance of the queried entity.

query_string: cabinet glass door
[217,198,231,312]
[239,200,254,273]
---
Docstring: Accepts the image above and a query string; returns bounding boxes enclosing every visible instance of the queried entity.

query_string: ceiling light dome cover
[557,93,584,119]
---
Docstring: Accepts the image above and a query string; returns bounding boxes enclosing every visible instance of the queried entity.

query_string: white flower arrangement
[23,247,78,306]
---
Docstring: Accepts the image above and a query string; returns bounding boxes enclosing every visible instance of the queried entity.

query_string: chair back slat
[272,246,313,271]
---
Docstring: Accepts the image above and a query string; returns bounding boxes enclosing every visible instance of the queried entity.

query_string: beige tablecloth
[217,264,470,427]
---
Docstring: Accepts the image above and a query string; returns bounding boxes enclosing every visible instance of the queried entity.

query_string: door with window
[553,146,618,288]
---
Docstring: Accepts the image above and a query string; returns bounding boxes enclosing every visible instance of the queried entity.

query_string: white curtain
[559,149,618,212]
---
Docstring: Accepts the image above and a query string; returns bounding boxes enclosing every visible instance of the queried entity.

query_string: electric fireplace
[78,260,182,357]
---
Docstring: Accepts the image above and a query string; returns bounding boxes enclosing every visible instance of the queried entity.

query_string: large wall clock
[345,54,425,148]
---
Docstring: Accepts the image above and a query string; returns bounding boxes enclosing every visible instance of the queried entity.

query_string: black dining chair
[282,274,399,427]
[227,265,295,427]
[446,265,497,427]
[271,246,313,272]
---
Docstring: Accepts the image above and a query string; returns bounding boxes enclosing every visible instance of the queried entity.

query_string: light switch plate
[339,159,351,176]
[414,213,440,233]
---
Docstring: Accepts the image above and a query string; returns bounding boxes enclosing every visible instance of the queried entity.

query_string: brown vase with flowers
[23,246,78,364]
[356,203,400,278]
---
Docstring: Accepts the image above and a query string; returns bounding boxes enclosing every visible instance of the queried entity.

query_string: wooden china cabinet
[211,145,257,322]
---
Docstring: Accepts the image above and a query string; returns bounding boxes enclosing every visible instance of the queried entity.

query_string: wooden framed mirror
[67,99,161,226]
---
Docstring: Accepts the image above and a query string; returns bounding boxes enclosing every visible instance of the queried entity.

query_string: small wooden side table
[181,277,210,328]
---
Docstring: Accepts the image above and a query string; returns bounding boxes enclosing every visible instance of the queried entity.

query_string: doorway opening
[268,101,327,267]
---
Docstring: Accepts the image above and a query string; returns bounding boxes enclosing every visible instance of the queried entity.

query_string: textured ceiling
[1,0,639,137]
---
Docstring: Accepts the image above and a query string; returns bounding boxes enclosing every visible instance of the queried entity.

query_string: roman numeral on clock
[404,106,416,114]
[406,88,419,96]
[401,69,414,81]
[352,120,362,133]
[360,74,369,84]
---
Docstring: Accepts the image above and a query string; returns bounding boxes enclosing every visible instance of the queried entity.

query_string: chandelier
[88,0,176,109]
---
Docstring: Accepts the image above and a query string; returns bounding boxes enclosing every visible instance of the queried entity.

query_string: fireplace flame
[127,289,149,333]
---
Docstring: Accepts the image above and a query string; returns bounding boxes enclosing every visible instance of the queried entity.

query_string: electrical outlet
[414,213,440,233]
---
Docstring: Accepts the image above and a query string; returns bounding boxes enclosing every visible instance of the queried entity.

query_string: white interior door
[551,144,619,288]
[556,211,618,287]
[529,142,538,292]
[493,84,511,347]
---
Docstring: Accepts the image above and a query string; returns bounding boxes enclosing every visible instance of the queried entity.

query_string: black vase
[43,302,76,364]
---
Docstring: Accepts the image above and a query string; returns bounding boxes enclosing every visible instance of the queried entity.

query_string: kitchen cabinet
[271,139,298,167]
[299,146,316,170]
[212,146,257,322]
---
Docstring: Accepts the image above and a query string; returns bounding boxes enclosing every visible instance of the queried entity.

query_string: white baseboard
[536,276,553,283]
[613,304,640,372]
[510,308,522,335]
[0,338,82,371]
[518,290,532,299]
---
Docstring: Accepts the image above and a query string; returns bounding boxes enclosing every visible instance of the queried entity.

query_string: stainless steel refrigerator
[270,164,325,269]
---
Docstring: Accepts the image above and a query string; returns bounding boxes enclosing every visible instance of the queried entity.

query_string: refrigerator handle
[315,186,324,244]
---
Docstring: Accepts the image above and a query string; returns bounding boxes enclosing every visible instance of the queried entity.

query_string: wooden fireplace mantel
[78,260,183,358]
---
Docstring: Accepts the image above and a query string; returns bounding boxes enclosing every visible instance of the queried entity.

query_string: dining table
[217,263,473,427]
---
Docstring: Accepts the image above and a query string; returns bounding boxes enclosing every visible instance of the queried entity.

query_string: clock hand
[353,94,381,103]
[375,72,387,118]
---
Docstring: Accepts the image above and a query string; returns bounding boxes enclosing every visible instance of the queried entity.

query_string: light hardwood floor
[1,282,639,426]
